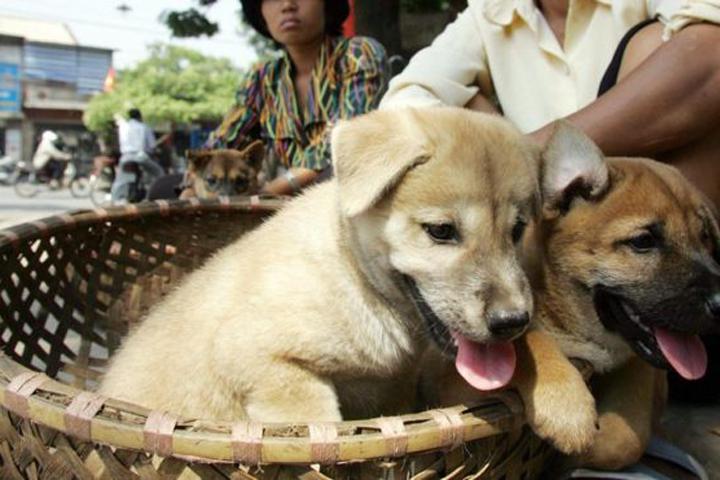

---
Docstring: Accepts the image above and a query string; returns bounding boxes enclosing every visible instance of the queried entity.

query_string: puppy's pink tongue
[654,327,707,380]
[454,334,516,390]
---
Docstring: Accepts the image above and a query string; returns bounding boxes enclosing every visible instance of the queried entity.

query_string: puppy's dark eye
[512,217,527,244]
[626,232,659,253]
[205,175,218,188]
[422,223,459,244]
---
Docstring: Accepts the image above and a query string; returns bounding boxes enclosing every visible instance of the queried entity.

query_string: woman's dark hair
[240,0,350,39]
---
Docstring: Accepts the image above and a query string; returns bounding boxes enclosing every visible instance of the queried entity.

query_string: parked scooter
[0,155,19,185]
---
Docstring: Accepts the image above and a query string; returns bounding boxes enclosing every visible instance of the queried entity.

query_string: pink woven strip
[0,230,20,248]
[308,423,339,464]
[250,195,260,207]
[59,213,76,227]
[376,416,408,457]
[189,197,201,207]
[143,411,178,457]
[231,421,263,464]
[429,409,465,450]
[31,220,49,235]
[4,372,47,418]
[219,196,231,207]
[156,200,170,215]
[125,204,140,217]
[64,392,107,441]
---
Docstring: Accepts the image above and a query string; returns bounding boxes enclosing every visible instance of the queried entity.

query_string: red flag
[343,0,355,37]
[103,67,116,93]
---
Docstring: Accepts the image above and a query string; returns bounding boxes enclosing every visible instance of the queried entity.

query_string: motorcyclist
[111,108,165,202]
[32,131,72,186]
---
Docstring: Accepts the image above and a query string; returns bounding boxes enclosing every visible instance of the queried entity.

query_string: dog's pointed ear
[237,140,265,170]
[332,111,430,217]
[186,150,213,171]
[541,121,609,214]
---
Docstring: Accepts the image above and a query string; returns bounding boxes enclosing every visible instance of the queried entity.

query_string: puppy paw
[578,412,646,470]
[527,379,598,454]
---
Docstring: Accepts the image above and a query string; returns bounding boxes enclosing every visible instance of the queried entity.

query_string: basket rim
[0,356,525,464]
[0,197,529,464]
[0,195,288,250]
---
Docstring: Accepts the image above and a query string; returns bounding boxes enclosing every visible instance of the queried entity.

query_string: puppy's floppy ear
[541,120,609,214]
[332,110,430,217]
[237,140,265,170]
[186,150,213,171]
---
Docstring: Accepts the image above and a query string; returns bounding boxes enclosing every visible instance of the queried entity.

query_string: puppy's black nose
[487,311,530,340]
[706,292,720,318]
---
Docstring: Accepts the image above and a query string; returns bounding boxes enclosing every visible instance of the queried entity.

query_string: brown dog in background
[179,140,264,199]
[422,123,720,469]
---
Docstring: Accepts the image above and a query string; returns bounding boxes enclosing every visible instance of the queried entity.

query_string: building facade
[0,16,112,162]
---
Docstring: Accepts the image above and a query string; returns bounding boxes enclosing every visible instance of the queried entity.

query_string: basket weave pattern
[0,198,555,479]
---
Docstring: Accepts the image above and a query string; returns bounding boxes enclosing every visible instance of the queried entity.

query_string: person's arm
[45,141,72,161]
[144,125,156,154]
[380,6,490,110]
[529,23,720,155]
[113,113,126,128]
[260,167,319,195]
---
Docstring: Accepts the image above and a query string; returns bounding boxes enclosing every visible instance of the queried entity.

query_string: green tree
[83,44,241,132]
[162,0,221,37]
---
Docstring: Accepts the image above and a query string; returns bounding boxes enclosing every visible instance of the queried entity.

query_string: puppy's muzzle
[487,310,530,340]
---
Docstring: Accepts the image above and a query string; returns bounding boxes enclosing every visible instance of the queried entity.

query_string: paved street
[0,184,93,230]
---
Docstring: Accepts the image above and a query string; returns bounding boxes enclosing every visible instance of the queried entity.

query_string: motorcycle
[14,155,91,198]
[88,152,163,207]
[87,155,117,206]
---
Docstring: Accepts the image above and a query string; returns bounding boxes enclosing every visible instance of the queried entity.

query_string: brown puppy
[423,123,720,468]
[180,140,264,199]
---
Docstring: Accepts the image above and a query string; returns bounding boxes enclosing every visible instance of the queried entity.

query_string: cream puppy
[99,108,594,422]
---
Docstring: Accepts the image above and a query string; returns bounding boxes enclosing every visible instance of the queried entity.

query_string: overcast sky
[0,0,258,70]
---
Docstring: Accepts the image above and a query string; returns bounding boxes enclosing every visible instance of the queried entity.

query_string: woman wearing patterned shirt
[211,0,388,195]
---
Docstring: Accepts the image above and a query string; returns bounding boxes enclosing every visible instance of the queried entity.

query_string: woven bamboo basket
[0,197,557,479]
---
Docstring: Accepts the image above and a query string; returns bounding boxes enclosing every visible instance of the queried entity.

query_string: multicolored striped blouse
[211,36,388,172]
